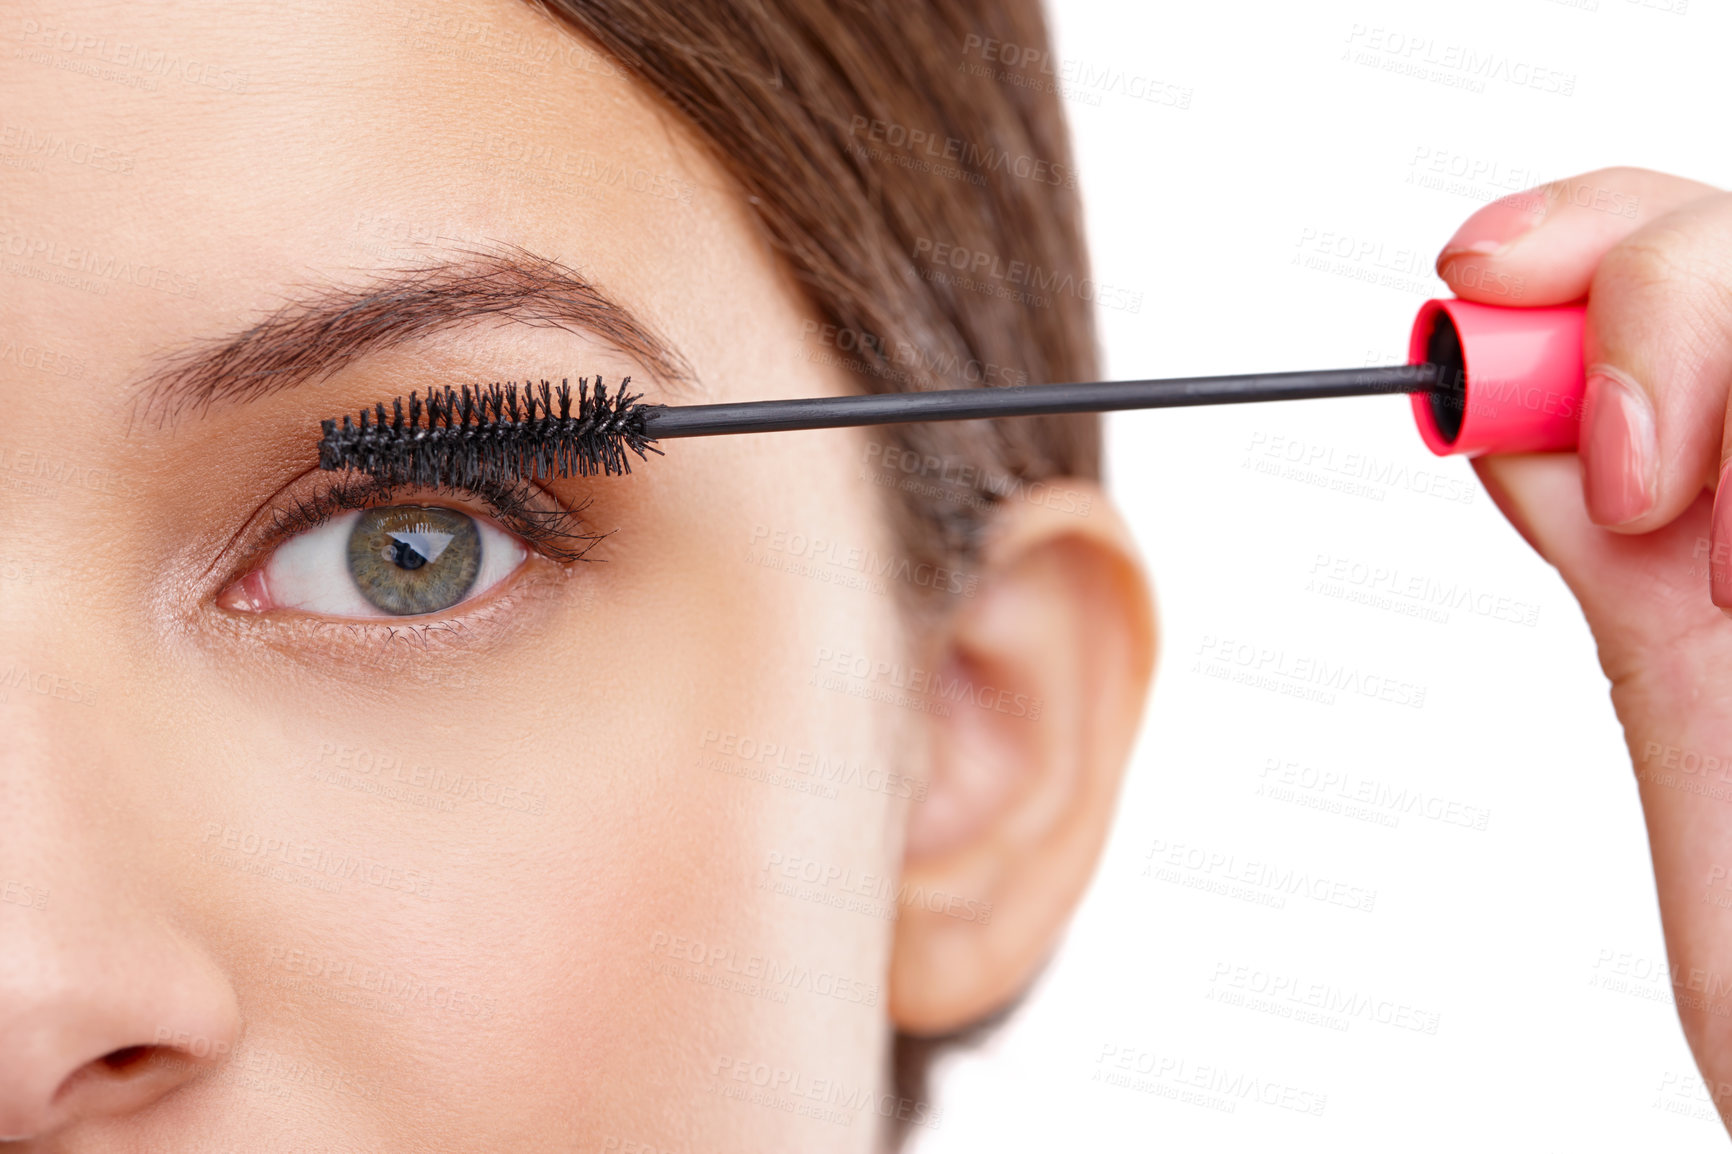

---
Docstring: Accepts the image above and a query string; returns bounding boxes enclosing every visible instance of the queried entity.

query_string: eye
[239,504,528,618]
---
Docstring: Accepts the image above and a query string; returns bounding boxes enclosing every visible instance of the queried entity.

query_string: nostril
[5,1042,205,1139]
[98,1046,154,1073]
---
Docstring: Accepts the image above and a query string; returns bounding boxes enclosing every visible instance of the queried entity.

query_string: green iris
[346,506,482,616]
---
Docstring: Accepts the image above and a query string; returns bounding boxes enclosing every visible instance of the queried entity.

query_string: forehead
[0,0,719,397]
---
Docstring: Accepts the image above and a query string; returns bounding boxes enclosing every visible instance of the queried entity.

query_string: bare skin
[0,0,1154,1148]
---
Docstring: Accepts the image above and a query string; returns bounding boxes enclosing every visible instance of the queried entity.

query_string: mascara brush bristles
[318,376,661,486]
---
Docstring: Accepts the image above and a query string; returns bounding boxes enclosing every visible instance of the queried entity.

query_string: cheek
[339,502,914,1131]
[489,435,915,1107]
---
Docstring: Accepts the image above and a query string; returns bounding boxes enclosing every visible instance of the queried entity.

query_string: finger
[1436,167,1720,305]
[1579,193,1732,533]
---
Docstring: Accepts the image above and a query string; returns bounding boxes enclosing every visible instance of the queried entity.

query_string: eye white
[263,508,528,618]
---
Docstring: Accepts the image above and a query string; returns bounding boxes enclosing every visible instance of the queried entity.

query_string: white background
[914,0,1732,1149]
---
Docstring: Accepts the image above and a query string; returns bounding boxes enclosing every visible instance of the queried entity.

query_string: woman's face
[0,0,1152,1148]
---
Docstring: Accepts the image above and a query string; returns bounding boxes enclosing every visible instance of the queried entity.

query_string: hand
[1437,166,1732,1123]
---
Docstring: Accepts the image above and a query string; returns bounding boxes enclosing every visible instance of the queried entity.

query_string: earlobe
[888,479,1156,1035]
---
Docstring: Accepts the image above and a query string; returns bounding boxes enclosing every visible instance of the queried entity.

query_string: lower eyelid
[213,564,564,673]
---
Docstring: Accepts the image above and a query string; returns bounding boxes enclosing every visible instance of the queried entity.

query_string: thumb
[1472,453,1715,684]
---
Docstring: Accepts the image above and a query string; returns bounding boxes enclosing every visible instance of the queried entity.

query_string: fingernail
[1581,371,1657,526]
[1714,462,1732,609]
[1436,192,1547,268]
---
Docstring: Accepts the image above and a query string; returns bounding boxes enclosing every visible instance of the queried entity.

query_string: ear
[888,478,1156,1034]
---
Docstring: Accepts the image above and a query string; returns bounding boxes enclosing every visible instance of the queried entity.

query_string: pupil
[386,538,428,570]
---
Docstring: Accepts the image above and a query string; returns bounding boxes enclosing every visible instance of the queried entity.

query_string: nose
[0,711,241,1141]
[0,916,243,1140]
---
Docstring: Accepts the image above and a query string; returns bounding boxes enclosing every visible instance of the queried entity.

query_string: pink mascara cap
[1408,298,1587,457]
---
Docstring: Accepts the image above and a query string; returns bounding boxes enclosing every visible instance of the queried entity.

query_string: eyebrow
[133,244,695,427]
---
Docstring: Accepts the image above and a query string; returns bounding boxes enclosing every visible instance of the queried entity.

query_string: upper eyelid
[247,475,602,579]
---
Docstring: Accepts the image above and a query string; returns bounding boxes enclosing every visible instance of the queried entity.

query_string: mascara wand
[318,364,1436,489]
[318,299,1590,488]
[641,363,1439,435]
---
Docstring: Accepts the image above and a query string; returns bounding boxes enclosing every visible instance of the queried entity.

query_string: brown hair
[533,0,1098,1135]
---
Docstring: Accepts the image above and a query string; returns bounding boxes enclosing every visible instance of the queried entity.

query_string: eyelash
[263,473,608,567]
